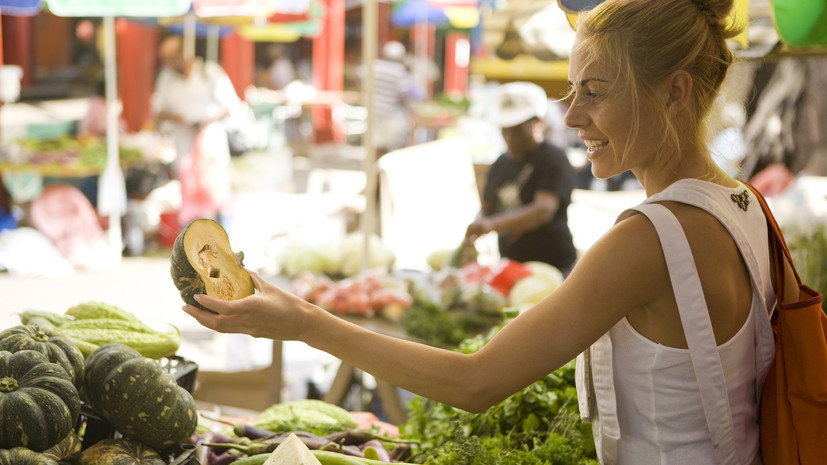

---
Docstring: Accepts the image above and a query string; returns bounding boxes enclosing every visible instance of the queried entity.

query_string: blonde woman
[184,1,786,463]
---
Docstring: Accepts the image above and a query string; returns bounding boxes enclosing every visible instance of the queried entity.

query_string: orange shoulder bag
[746,183,827,465]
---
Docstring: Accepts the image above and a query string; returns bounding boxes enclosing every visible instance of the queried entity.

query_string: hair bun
[690,0,733,25]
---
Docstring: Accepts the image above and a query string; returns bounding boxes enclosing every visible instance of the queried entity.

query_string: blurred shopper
[370,41,421,155]
[151,35,236,232]
[267,44,296,91]
[465,82,577,275]
[741,57,827,196]
[78,78,127,138]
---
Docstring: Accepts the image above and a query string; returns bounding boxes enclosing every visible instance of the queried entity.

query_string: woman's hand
[181,269,313,341]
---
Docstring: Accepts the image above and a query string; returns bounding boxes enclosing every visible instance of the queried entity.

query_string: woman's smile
[584,139,609,159]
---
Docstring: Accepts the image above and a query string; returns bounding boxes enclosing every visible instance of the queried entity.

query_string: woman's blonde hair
[572,0,740,171]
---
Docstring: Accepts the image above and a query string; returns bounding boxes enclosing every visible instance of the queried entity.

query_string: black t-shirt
[483,141,577,272]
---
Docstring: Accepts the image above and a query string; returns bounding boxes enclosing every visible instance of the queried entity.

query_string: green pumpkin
[0,324,85,389]
[83,343,198,451]
[0,350,80,452]
[76,438,165,465]
[42,431,82,462]
[0,447,59,465]
[170,218,254,311]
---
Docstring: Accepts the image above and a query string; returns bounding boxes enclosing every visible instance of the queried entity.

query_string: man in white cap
[465,81,577,274]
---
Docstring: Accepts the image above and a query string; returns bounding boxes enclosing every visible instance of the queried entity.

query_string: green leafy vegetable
[399,326,597,464]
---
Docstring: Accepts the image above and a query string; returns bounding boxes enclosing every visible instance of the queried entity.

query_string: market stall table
[194,273,415,425]
[321,315,418,426]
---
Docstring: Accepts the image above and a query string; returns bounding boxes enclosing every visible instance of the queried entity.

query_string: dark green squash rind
[83,343,198,451]
[0,350,80,452]
[76,438,165,465]
[0,447,60,465]
[42,431,82,461]
[0,324,85,389]
[170,222,207,309]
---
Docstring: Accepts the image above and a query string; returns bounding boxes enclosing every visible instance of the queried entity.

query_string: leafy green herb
[785,224,827,309]
[399,326,597,464]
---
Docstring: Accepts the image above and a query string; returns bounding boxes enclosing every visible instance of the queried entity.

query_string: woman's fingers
[247,269,268,291]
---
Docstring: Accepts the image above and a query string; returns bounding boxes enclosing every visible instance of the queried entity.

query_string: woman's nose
[563,103,585,129]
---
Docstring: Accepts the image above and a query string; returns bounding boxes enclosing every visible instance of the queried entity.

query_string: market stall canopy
[184,0,324,42]
[46,0,191,17]
[0,0,41,16]
[192,0,308,18]
[390,0,479,29]
[481,0,574,62]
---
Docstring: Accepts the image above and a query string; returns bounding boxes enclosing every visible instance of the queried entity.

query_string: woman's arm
[184,213,664,412]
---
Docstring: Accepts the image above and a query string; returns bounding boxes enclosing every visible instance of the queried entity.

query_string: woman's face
[563,45,662,180]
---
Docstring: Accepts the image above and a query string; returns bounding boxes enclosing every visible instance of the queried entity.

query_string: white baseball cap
[492,82,548,128]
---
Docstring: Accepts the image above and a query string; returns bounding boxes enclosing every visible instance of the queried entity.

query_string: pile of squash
[0,321,198,464]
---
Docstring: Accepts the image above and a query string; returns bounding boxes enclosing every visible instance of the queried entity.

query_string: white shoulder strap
[632,203,739,465]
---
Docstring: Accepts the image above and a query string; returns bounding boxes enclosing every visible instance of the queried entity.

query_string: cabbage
[339,232,396,277]
[507,264,564,310]
[278,240,330,277]
[523,261,565,283]
[426,248,454,271]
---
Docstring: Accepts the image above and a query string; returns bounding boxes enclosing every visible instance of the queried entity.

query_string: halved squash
[170,218,255,311]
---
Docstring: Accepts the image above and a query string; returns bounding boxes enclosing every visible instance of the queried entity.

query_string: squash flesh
[171,218,254,309]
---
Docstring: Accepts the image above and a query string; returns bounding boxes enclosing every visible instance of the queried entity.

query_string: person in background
[267,44,296,91]
[78,78,127,138]
[465,82,577,275]
[151,35,236,231]
[183,1,780,463]
[369,41,421,155]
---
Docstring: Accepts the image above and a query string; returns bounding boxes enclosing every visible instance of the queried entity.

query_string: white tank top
[576,179,776,465]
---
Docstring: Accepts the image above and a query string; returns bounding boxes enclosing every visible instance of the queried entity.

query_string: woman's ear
[666,70,693,113]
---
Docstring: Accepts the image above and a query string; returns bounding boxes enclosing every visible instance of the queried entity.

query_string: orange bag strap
[743,182,802,307]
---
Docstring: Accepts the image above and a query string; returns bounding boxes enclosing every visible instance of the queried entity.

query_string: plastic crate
[161,355,200,394]
[77,355,200,463]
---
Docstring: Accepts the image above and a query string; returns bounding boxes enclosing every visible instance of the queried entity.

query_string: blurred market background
[1,0,827,434]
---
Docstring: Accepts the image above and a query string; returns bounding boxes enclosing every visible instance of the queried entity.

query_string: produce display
[1,302,197,464]
[1,301,420,465]
[171,218,255,312]
[284,233,564,348]
[193,406,416,464]
[4,135,144,177]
